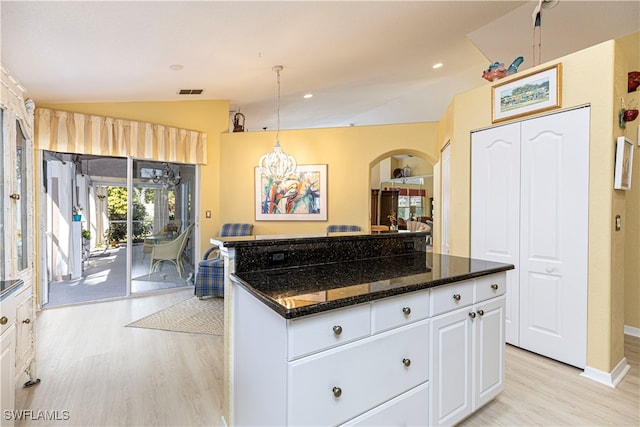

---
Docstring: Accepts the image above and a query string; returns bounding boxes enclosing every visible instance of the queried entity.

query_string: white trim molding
[624,325,640,338]
[581,357,631,388]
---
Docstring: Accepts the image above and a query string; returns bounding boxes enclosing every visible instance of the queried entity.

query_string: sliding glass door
[130,159,195,294]
[41,152,196,307]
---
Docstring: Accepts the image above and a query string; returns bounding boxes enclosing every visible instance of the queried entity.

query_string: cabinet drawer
[341,382,429,426]
[430,280,474,316]
[0,295,16,336]
[474,274,506,303]
[372,289,429,333]
[287,303,371,360]
[288,320,430,426]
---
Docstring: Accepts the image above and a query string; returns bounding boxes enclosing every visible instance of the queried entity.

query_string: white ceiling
[1,1,638,132]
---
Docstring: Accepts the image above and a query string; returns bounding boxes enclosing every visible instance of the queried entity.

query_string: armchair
[149,224,194,277]
[194,223,254,298]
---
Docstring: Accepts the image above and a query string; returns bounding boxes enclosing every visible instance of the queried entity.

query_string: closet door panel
[471,123,520,345]
[519,107,589,369]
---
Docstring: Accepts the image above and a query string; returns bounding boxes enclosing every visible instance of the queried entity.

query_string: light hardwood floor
[14,290,640,426]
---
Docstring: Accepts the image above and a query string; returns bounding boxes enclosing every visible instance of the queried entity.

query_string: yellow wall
[218,123,439,236]
[619,32,640,333]
[438,38,637,372]
[37,100,229,255]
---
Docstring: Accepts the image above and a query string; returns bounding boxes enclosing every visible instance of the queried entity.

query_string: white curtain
[46,160,74,279]
[153,189,170,235]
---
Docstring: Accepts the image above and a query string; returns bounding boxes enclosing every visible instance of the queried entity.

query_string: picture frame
[614,136,634,190]
[492,63,562,123]
[255,164,327,221]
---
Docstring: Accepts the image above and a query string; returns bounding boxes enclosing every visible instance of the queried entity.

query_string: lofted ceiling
[1,1,638,132]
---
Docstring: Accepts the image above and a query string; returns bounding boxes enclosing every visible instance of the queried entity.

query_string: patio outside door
[40,153,196,307]
[131,159,195,294]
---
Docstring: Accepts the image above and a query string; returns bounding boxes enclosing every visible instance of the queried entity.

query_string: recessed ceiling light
[304,93,313,99]
[432,63,443,69]
[169,64,184,71]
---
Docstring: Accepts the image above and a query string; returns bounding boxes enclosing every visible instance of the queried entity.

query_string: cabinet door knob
[333,325,343,336]
[0,316,8,325]
[402,358,411,367]
[22,318,31,324]
[468,311,476,319]
[491,283,499,290]
[402,306,411,315]
[332,386,342,397]
[9,193,20,200]
[477,309,484,317]
[453,294,461,301]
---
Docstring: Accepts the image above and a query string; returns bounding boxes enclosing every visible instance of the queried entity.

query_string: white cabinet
[0,66,38,418]
[471,107,589,368]
[233,286,432,426]
[1,324,16,427]
[233,272,506,426]
[430,277,506,427]
[288,320,429,426]
[14,284,36,383]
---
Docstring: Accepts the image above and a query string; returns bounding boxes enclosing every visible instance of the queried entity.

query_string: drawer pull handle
[0,316,7,325]
[10,193,20,200]
[402,358,411,367]
[402,306,411,315]
[468,311,476,319]
[332,386,342,397]
[491,283,499,290]
[22,318,31,324]
[477,309,484,317]
[453,294,461,301]
[333,325,343,336]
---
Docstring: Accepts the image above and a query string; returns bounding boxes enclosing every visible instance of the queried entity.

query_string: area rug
[126,296,223,335]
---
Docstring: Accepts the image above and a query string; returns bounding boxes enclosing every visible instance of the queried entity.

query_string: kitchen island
[211,231,513,426]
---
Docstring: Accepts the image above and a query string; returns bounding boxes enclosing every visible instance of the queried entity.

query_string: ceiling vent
[178,89,204,95]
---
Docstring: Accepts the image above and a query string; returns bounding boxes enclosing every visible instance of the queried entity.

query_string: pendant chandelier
[152,162,181,187]
[259,65,297,182]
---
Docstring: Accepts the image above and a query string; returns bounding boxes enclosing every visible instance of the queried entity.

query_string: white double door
[471,107,589,368]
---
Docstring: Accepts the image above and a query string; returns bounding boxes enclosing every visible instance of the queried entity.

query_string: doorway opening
[370,153,434,248]
[40,151,196,307]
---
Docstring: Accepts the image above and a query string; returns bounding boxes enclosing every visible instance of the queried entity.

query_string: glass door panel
[131,160,195,293]
[15,122,28,272]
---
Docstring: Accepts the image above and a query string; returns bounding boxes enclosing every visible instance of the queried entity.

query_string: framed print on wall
[614,136,634,190]
[255,164,327,221]
[492,63,562,123]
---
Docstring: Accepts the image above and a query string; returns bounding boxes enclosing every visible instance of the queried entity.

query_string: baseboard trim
[581,357,631,388]
[624,325,640,337]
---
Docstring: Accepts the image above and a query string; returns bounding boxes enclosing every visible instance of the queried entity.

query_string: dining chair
[326,225,361,232]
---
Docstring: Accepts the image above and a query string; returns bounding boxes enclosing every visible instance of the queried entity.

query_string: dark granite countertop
[231,252,513,319]
[0,279,25,302]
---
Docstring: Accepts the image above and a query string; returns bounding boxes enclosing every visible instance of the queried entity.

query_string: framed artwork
[614,136,634,190]
[492,63,562,123]
[255,164,327,221]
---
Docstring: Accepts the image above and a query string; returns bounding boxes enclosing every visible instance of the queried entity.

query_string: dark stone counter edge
[214,231,429,248]
[231,264,514,319]
[0,279,25,302]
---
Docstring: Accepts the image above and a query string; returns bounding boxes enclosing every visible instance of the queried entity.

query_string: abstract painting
[255,164,327,221]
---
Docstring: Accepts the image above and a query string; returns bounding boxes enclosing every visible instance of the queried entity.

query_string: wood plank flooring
[14,290,639,426]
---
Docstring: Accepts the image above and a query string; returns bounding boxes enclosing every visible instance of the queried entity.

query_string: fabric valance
[35,108,207,164]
